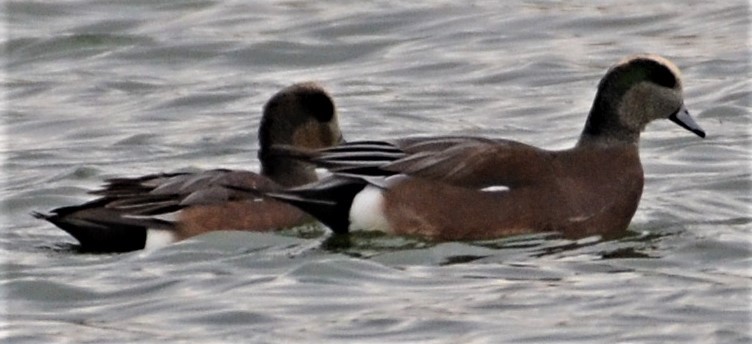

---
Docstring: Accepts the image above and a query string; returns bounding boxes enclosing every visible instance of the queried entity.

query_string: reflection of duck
[265,55,705,241]
[34,82,343,252]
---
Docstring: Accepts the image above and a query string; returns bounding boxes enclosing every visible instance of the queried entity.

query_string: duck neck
[259,152,318,187]
[577,97,640,147]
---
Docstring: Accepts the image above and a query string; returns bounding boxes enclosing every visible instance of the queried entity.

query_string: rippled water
[3,1,751,343]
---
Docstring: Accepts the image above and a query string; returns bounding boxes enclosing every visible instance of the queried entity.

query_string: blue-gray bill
[669,105,706,138]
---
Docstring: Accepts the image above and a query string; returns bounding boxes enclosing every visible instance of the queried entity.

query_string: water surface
[3,1,751,343]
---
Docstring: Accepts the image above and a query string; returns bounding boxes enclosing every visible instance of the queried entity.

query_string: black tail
[265,176,367,234]
[31,200,162,253]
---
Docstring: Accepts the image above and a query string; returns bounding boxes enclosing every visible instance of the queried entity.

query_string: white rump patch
[480,185,510,192]
[144,230,177,250]
[349,185,391,233]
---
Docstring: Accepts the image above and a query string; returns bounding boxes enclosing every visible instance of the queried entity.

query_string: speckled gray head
[580,54,706,144]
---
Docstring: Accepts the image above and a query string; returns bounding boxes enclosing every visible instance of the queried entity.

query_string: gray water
[3,1,751,343]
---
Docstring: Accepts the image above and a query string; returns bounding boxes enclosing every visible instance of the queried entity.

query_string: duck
[33,81,344,252]
[261,55,706,241]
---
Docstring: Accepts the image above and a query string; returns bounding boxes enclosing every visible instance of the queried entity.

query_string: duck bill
[669,105,706,138]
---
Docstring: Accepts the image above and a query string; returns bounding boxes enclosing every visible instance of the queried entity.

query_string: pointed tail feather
[31,205,168,253]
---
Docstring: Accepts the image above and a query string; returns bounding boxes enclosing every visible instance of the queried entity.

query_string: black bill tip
[669,105,706,138]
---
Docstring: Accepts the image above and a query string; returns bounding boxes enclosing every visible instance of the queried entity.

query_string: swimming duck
[34,82,343,252]
[263,55,705,241]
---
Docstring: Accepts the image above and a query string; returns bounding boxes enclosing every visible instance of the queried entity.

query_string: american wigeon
[263,55,706,241]
[33,82,343,252]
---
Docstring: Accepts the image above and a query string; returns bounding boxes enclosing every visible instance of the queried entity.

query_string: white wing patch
[123,211,181,223]
[480,185,510,192]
